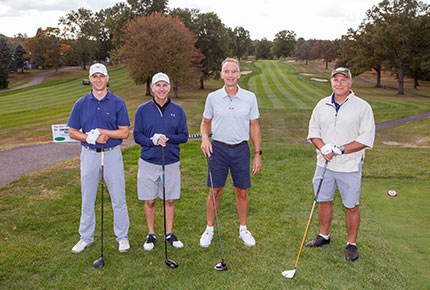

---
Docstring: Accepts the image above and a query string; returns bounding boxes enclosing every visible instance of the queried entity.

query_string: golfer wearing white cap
[68,63,131,254]
[134,72,188,251]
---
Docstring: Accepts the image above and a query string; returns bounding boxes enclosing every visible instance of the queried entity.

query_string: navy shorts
[206,140,251,189]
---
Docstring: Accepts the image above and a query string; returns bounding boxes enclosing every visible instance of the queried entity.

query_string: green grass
[1,143,428,288]
[0,60,429,289]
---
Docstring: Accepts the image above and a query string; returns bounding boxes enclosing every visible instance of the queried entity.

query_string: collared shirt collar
[90,89,111,101]
[222,85,241,99]
[331,90,353,112]
[152,97,171,113]
[331,89,353,104]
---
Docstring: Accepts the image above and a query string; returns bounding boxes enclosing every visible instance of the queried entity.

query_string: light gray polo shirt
[203,86,260,145]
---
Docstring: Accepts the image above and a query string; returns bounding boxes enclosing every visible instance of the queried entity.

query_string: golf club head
[166,259,178,269]
[282,269,296,279]
[214,260,228,271]
[93,257,105,268]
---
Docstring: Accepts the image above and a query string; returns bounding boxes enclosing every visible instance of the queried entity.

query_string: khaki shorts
[137,158,181,201]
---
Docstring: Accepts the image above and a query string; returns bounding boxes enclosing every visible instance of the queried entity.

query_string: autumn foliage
[115,13,204,96]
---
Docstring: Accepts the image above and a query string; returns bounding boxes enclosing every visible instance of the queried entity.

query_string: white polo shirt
[307,91,375,172]
[203,86,260,145]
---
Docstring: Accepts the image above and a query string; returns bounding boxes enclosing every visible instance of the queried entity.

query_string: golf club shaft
[100,144,104,259]
[208,158,224,262]
[293,160,328,268]
[161,146,168,260]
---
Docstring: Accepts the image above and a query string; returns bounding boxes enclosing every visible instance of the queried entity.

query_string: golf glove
[320,144,333,155]
[151,133,165,146]
[332,145,343,155]
[86,129,101,145]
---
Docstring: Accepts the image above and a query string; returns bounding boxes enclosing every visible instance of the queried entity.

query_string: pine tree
[0,61,9,89]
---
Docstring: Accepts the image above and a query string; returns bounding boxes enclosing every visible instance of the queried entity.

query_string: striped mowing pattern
[244,60,331,109]
[0,67,133,141]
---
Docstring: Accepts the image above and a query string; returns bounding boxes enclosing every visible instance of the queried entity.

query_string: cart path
[0,112,429,188]
[0,141,135,188]
[0,67,80,93]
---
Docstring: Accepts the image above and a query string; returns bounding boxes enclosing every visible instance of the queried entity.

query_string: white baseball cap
[89,63,108,77]
[152,72,170,85]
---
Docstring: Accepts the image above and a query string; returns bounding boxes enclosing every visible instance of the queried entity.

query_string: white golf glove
[320,144,333,155]
[151,133,165,146]
[332,144,343,155]
[86,129,101,145]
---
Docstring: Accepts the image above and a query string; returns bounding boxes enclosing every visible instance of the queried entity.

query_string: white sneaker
[71,240,91,253]
[118,239,130,253]
[239,230,256,246]
[200,230,213,247]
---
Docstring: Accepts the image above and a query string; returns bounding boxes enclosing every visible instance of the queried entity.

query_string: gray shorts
[313,162,362,208]
[137,158,181,201]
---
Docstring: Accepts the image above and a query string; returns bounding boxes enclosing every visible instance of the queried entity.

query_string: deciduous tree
[271,30,296,59]
[115,13,203,97]
[365,0,430,94]
[128,0,168,16]
[193,12,231,89]
[59,8,97,70]
[25,28,73,72]
[255,38,272,60]
[314,40,338,69]
[296,40,316,65]
[229,27,251,61]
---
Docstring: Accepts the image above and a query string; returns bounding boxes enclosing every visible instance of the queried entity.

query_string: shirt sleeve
[165,106,189,144]
[249,93,260,120]
[67,99,82,130]
[355,103,375,149]
[117,99,131,127]
[133,106,154,147]
[203,94,213,119]
[307,103,322,142]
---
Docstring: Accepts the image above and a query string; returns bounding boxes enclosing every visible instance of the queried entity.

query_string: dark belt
[214,140,247,148]
[83,145,117,152]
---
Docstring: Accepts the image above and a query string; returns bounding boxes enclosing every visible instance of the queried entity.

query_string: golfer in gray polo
[200,57,262,248]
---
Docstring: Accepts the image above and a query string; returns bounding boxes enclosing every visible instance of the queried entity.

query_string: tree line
[0,0,429,95]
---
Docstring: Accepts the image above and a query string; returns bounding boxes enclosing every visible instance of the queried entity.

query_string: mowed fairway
[0,61,429,289]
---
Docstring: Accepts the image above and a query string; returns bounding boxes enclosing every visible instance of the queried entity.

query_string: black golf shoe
[346,244,359,261]
[305,235,330,247]
[166,233,184,248]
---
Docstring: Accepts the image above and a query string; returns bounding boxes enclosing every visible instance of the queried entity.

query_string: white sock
[206,226,214,232]
[240,225,247,232]
[347,242,356,246]
[319,233,330,240]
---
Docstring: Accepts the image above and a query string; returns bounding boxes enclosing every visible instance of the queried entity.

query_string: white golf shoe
[144,235,156,251]
[200,230,214,247]
[71,240,91,253]
[118,239,130,253]
[239,230,256,246]
[166,234,184,248]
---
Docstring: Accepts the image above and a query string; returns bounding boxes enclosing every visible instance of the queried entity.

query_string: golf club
[93,144,105,268]
[282,159,328,279]
[207,157,227,271]
[161,146,178,269]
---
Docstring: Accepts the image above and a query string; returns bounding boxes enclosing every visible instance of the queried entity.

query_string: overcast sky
[0,0,382,40]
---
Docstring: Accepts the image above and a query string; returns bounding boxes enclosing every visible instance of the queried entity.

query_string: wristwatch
[340,145,345,154]
[255,150,262,155]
